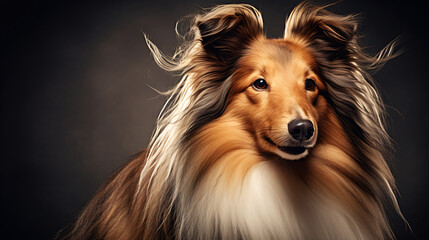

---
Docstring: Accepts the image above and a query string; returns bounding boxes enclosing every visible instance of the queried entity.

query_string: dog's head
[151,3,393,163]
[194,4,370,160]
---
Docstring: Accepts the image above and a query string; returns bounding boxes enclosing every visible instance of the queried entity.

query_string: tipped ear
[284,3,358,63]
[196,4,263,64]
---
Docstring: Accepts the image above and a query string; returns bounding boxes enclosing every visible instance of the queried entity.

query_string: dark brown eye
[305,78,316,91]
[252,78,268,90]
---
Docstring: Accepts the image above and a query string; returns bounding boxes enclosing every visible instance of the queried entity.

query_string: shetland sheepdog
[59,3,404,240]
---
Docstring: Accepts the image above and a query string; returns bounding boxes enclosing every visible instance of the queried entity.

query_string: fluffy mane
[58,3,404,240]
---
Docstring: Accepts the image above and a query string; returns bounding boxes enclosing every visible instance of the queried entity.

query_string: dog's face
[230,38,328,160]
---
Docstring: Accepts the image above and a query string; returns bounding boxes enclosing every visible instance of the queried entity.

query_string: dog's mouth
[277,146,307,155]
[263,135,310,157]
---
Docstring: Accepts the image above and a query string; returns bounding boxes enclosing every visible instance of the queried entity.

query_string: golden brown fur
[58,3,403,240]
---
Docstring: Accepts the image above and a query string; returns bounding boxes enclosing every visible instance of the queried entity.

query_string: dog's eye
[305,79,316,91]
[252,79,268,90]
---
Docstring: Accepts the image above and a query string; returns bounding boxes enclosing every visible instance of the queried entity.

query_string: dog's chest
[180,162,368,240]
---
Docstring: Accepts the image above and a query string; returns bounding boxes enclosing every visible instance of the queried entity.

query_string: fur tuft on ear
[196,4,263,64]
[284,3,358,63]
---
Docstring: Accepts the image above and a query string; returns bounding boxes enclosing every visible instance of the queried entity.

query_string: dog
[58,3,404,239]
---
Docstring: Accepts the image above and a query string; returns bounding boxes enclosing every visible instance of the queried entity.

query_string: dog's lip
[277,146,307,155]
[263,135,309,155]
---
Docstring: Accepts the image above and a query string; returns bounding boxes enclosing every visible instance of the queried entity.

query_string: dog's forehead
[242,38,315,71]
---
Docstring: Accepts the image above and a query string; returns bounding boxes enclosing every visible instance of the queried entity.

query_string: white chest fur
[178,161,368,240]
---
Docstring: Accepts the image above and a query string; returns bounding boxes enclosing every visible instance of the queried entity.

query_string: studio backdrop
[3,0,428,239]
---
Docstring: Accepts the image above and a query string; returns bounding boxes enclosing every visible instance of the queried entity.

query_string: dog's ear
[196,5,263,65]
[284,3,357,64]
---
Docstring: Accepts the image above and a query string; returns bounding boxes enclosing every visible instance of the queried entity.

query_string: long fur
[58,3,403,240]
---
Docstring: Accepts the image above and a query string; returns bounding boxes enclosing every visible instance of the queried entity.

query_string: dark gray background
[2,0,428,239]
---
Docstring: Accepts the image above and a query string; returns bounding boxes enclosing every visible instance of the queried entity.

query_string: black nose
[288,119,314,141]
